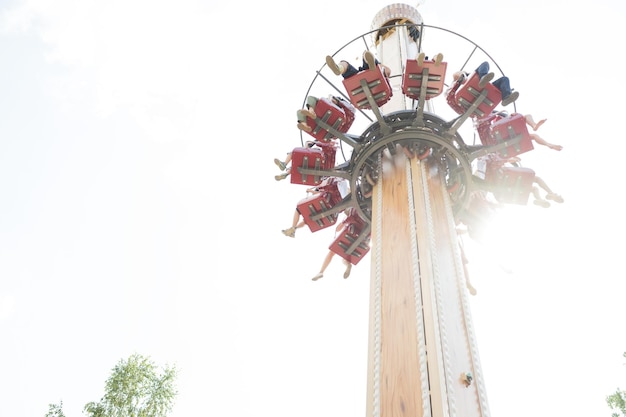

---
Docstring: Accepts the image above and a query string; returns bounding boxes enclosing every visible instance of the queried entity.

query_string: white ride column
[365,4,491,417]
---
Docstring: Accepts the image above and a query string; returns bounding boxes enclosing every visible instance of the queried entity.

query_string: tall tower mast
[278,1,544,415]
[365,4,489,417]
[372,3,424,113]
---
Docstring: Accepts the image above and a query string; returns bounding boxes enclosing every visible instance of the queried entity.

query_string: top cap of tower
[370,3,424,44]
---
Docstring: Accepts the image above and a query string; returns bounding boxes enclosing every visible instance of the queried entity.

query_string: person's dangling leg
[326,56,359,79]
[476,61,490,78]
[494,76,519,106]
[477,61,494,88]
[493,77,511,97]
[535,176,564,203]
[525,114,547,131]
[530,133,563,151]
[342,259,352,279]
[275,168,290,181]
[531,185,550,208]
[274,152,292,171]
[312,251,335,281]
[282,209,301,237]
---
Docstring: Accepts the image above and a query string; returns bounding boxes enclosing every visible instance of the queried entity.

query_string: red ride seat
[485,164,536,205]
[303,97,350,142]
[477,112,534,158]
[329,210,371,265]
[402,59,447,100]
[448,72,501,118]
[290,146,324,186]
[342,65,393,110]
[296,178,344,232]
[290,141,337,185]
[488,113,534,158]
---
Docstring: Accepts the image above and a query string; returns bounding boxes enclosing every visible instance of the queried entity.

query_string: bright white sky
[1,0,625,416]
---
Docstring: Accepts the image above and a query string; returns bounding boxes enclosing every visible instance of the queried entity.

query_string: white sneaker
[326,55,342,76]
[364,50,376,70]
[312,272,323,281]
[478,72,494,88]
[416,52,425,66]
[274,158,286,171]
[501,91,519,106]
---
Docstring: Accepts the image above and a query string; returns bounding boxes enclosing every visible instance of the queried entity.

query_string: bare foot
[533,118,547,131]
[549,144,563,151]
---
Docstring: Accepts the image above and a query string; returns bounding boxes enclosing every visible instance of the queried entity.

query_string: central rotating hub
[348,110,474,224]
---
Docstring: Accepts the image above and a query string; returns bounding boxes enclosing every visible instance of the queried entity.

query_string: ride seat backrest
[342,65,393,110]
[329,212,371,265]
[318,177,344,201]
[452,72,502,118]
[317,141,337,170]
[290,146,326,186]
[305,97,347,142]
[333,96,356,132]
[402,59,448,100]
[488,113,534,158]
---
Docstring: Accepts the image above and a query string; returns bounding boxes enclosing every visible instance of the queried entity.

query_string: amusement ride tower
[277,2,545,416]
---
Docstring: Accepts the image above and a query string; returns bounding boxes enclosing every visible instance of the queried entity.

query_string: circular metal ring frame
[296,22,514,229]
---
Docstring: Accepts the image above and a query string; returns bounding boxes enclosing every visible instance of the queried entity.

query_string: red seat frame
[488,113,534,158]
[477,112,534,158]
[329,210,371,265]
[303,97,349,142]
[448,72,501,118]
[290,141,337,185]
[296,178,344,232]
[402,59,447,100]
[342,65,393,110]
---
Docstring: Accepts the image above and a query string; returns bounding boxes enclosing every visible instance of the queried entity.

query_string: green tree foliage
[607,352,626,417]
[45,401,66,417]
[84,354,177,417]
